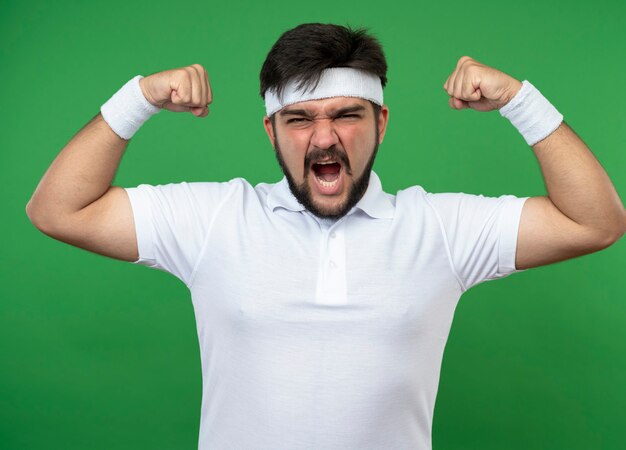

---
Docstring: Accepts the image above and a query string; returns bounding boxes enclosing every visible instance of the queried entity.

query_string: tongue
[316,163,340,174]
[315,163,341,182]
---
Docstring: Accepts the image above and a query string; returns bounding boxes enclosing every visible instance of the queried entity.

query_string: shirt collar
[266,170,394,219]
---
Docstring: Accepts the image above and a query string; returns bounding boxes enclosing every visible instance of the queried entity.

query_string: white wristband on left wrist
[499,80,563,146]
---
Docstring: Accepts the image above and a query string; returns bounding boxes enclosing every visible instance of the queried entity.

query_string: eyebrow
[279,104,367,118]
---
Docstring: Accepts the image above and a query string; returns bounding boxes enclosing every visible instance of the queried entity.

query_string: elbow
[25,198,41,223]
[599,222,626,248]
[25,199,37,225]
[25,198,53,234]
[25,199,35,220]
[593,211,626,248]
[612,222,626,244]
[610,211,626,243]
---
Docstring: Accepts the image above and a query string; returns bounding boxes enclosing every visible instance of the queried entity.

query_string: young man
[26,23,624,450]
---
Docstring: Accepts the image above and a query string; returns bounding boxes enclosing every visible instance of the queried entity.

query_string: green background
[2,0,625,448]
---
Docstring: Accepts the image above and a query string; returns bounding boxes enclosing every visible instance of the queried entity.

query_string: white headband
[264,67,384,117]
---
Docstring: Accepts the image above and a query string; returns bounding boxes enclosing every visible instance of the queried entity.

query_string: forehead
[279,96,373,115]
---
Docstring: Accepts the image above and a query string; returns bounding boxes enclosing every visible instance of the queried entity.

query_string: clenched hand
[443,56,522,112]
[139,64,212,117]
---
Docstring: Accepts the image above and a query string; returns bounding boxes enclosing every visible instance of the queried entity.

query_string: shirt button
[329,260,337,269]
[330,231,336,239]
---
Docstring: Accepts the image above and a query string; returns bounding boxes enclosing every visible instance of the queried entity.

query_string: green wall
[2,0,625,448]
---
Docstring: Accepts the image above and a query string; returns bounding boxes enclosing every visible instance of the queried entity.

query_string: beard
[272,123,380,220]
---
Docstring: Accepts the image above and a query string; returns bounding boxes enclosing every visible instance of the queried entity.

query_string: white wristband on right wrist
[499,80,563,146]
[100,75,161,140]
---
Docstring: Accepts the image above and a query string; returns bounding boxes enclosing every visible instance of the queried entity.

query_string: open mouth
[312,161,341,184]
[311,159,344,196]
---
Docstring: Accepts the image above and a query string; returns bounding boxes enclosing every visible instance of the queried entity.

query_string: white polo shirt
[124,171,529,450]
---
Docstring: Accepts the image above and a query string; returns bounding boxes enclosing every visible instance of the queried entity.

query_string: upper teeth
[317,161,336,164]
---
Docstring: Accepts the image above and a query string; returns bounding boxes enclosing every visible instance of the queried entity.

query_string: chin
[309,196,351,219]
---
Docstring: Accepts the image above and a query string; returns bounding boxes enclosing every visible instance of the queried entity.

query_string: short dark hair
[259,23,387,104]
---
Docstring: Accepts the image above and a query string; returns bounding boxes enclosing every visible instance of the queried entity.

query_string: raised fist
[139,64,212,117]
[443,56,522,112]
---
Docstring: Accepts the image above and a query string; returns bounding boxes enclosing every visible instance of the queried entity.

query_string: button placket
[315,220,347,305]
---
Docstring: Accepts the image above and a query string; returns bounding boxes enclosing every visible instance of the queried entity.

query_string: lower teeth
[316,176,338,187]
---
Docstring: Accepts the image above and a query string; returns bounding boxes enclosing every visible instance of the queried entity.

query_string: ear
[263,116,275,147]
[377,105,389,144]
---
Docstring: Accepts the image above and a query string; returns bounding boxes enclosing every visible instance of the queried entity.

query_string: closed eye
[286,114,361,124]
[286,117,309,124]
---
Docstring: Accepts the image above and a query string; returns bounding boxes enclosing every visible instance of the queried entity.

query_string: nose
[309,119,339,150]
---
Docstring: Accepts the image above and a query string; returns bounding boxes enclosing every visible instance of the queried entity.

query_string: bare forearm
[532,121,626,237]
[26,113,128,222]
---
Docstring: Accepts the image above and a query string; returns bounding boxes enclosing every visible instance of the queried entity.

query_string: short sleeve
[123,179,240,287]
[424,191,530,292]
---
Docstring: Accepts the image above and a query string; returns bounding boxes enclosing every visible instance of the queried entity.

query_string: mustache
[304,147,352,176]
